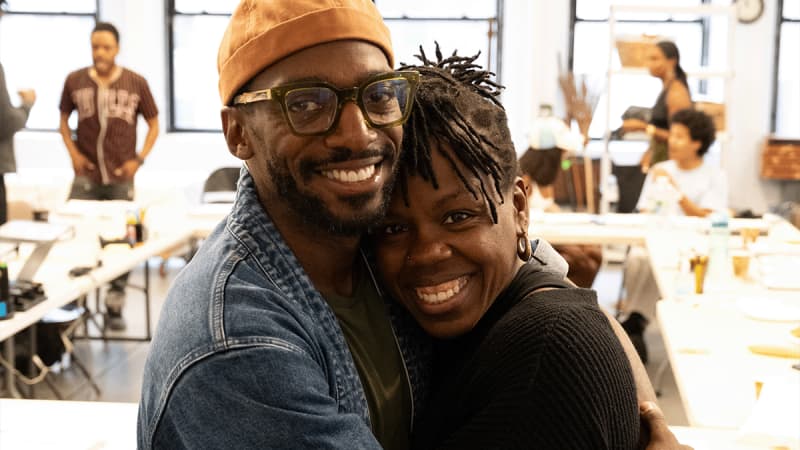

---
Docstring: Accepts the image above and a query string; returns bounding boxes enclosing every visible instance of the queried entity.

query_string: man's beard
[268,146,398,237]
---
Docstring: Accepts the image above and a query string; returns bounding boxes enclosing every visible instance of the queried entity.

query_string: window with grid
[0,0,98,131]
[167,0,501,131]
[569,0,730,140]
[374,1,500,77]
[773,0,799,136]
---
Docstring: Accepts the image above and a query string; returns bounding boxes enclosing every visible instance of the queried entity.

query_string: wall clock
[737,0,764,24]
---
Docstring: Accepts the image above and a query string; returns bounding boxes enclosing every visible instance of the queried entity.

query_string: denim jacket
[137,169,432,449]
[137,169,568,449]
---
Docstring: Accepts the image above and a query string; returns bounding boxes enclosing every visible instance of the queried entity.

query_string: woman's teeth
[323,164,375,183]
[415,276,468,304]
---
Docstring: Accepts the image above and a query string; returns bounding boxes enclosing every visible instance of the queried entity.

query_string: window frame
[165,0,231,133]
[567,0,713,141]
[0,0,100,132]
[771,0,799,133]
[165,0,503,132]
[379,0,503,82]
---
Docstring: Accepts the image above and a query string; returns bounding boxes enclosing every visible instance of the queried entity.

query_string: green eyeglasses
[232,71,419,136]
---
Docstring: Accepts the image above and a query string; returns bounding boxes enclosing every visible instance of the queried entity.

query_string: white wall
[10,0,792,213]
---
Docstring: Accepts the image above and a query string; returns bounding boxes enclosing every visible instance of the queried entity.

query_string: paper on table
[737,377,800,449]
[738,297,800,322]
[56,199,137,218]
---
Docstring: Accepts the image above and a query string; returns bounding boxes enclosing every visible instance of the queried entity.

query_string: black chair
[201,167,241,204]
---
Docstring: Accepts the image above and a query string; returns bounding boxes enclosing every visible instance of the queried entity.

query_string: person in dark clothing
[59,21,159,330]
[0,0,37,224]
[371,47,690,449]
[621,41,692,173]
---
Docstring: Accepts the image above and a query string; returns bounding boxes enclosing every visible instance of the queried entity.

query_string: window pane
[574,22,704,73]
[572,22,704,139]
[375,0,496,18]
[576,0,703,21]
[4,0,96,13]
[784,0,800,20]
[776,23,800,136]
[171,15,230,130]
[0,15,95,130]
[386,19,498,75]
[174,0,238,15]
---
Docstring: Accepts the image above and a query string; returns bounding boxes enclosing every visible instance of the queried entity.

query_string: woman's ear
[221,106,254,160]
[512,177,530,234]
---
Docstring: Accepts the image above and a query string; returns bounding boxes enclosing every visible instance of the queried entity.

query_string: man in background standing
[59,21,159,330]
[0,0,37,224]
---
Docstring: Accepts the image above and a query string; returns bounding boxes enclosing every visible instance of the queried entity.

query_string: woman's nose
[405,232,451,266]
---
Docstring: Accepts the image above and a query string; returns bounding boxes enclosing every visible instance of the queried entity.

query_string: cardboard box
[615,35,659,68]
[761,137,800,180]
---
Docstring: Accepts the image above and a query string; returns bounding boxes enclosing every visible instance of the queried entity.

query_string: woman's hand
[640,401,693,450]
[622,118,649,133]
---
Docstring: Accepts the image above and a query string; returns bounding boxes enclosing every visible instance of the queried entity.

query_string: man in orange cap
[139,2,424,448]
[138,1,685,448]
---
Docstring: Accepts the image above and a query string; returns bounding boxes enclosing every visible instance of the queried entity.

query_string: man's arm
[138,115,159,162]
[601,307,657,402]
[141,346,382,450]
[59,111,95,174]
[114,115,158,179]
[0,64,31,140]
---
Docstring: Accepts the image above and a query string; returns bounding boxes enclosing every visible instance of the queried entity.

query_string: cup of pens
[126,208,146,246]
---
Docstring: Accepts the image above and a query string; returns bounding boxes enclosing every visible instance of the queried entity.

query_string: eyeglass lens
[283,77,410,133]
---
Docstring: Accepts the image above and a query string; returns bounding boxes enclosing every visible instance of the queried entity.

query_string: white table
[0,399,138,449]
[649,230,800,446]
[530,213,800,447]
[0,205,194,398]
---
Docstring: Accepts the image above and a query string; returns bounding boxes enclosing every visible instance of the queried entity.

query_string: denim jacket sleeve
[148,345,382,449]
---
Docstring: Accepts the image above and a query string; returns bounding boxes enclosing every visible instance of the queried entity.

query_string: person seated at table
[370,47,676,450]
[620,108,728,363]
[518,117,603,288]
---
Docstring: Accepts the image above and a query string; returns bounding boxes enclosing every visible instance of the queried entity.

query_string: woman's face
[646,45,673,79]
[373,143,528,339]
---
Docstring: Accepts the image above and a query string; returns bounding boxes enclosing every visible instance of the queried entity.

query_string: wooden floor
[1,257,689,426]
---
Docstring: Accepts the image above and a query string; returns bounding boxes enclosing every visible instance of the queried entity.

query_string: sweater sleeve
[0,63,31,141]
[436,289,641,450]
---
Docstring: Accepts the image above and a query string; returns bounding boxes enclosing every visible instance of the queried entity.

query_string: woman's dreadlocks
[398,44,518,223]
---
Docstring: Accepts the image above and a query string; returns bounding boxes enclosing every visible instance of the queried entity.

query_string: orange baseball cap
[217,0,394,105]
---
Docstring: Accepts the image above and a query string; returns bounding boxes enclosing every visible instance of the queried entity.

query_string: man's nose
[324,102,376,150]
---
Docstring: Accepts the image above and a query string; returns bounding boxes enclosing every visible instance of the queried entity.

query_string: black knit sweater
[412,264,641,449]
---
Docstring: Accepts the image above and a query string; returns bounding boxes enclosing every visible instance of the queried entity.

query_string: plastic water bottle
[707,211,730,284]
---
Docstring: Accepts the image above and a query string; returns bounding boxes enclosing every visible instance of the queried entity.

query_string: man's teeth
[323,164,375,183]
[416,277,467,304]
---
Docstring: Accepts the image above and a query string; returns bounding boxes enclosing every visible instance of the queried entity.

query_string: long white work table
[0,201,195,398]
[529,212,800,449]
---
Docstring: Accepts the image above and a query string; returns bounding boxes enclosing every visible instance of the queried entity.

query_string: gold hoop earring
[517,234,532,262]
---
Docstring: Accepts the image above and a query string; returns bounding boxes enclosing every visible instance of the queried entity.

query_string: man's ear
[221,106,253,160]
[512,177,530,234]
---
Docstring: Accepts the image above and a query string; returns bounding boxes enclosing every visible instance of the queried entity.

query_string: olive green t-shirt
[326,262,412,450]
